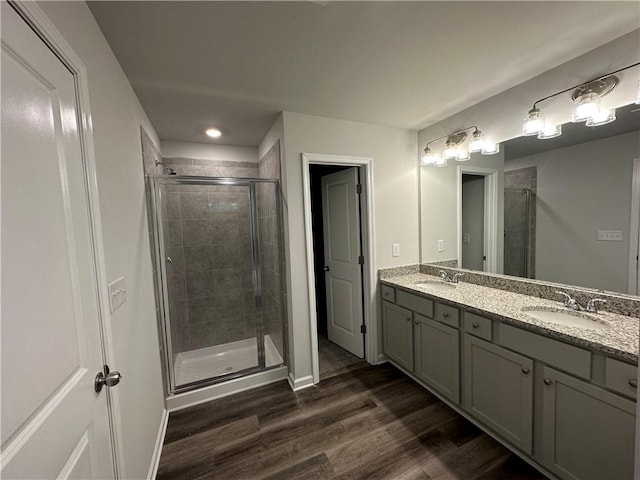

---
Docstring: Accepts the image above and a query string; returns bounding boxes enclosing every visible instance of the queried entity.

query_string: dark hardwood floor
[157,362,547,480]
[318,335,367,380]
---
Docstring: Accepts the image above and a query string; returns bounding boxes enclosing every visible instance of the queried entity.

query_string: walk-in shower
[148,175,286,394]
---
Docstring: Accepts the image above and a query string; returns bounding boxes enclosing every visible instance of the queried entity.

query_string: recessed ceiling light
[205,128,222,138]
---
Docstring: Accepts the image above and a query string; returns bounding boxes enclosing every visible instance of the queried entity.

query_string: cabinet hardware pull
[543,378,552,386]
[472,322,479,328]
[415,320,420,325]
[443,313,449,318]
[629,379,638,389]
[522,367,530,375]
[406,317,411,322]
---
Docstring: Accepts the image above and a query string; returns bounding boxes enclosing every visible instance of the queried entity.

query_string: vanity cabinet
[463,334,534,454]
[414,313,460,403]
[381,301,414,371]
[382,290,460,404]
[379,280,637,480]
[541,366,636,480]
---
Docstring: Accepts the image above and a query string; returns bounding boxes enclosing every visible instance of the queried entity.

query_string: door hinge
[360,324,367,334]
[358,255,364,265]
[356,184,362,194]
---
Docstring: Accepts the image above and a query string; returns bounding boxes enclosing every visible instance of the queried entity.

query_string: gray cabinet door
[541,366,636,480]
[463,335,533,454]
[382,301,414,371]
[414,314,460,404]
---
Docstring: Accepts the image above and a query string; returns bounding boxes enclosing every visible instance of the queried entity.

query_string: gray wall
[506,130,640,292]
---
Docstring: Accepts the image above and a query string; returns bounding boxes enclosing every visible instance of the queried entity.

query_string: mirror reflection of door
[461,174,485,271]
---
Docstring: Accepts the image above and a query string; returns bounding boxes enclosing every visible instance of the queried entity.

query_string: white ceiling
[88,1,640,147]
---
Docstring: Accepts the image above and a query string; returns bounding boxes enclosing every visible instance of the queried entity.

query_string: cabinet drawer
[604,357,638,399]
[464,312,492,341]
[396,290,434,318]
[381,285,395,303]
[499,324,591,379]
[434,303,459,328]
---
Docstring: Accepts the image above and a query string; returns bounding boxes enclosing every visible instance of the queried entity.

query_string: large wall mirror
[501,103,639,294]
[419,30,640,297]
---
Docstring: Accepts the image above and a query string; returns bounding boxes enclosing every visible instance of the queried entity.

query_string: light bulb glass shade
[442,140,459,161]
[572,92,600,122]
[434,156,448,167]
[468,130,485,152]
[522,108,545,136]
[456,148,470,161]
[421,147,438,166]
[481,142,500,155]
[205,128,222,138]
[585,107,616,126]
[538,123,562,139]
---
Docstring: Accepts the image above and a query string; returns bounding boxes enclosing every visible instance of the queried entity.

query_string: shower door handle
[323,266,330,272]
[166,256,173,264]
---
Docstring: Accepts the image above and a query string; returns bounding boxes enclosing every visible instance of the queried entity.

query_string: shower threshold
[174,335,283,387]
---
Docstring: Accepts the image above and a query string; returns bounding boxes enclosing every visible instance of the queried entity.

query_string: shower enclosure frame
[148,175,286,395]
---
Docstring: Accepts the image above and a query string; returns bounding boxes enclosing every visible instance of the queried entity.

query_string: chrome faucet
[586,298,607,313]
[556,291,606,313]
[439,270,464,283]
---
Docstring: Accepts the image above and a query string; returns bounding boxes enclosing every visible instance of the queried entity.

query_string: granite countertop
[381,273,639,364]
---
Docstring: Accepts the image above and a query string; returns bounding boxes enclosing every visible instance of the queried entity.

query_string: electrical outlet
[392,243,400,257]
[597,230,623,241]
[437,240,445,252]
[108,277,127,312]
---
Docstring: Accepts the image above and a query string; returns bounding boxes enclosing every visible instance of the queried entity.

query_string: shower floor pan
[174,335,283,386]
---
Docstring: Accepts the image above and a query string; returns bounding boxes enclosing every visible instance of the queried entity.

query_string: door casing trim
[302,153,377,384]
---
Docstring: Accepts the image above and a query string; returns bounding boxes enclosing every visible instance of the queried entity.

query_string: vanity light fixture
[421,126,498,167]
[522,62,639,140]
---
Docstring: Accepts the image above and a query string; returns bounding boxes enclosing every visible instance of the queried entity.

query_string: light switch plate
[437,240,445,252]
[463,233,471,244]
[597,230,623,241]
[392,243,400,257]
[108,277,127,312]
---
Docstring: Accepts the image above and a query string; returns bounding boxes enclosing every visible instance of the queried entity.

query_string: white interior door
[321,168,364,358]
[1,4,115,478]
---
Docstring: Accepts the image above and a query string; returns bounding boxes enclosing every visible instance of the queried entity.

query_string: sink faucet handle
[556,291,572,305]
[586,298,607,313]
[556,291,578,309]
[439,270,450,280]
[452,273,464,283]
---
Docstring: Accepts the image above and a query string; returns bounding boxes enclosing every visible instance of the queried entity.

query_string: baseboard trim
[376,353,389,365]
[166,366,288,412]
[147,408,169,480]
[287,373,314,391]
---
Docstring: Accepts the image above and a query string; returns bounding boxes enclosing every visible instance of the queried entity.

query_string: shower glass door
[152,177,272,392]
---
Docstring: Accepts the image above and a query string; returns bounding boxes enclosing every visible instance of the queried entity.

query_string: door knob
[323,266,330,272]
[95,368,123,393]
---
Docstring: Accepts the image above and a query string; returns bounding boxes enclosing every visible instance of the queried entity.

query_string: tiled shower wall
[504,166,537,279]
[140,128,168,392]
[160,158,259,355]
[257,140,286,362]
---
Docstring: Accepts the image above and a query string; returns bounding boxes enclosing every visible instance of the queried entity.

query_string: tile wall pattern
[257,140,286,363]
[504,167,537,279]
[140,127,169,393]
[160,155,259,357]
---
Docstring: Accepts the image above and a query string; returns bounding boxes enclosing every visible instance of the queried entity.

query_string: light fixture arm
[530,62,640,109]
[424,125,480,149]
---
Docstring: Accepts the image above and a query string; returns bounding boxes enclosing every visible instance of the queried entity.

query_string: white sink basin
[522,307,607,330]
[415,281,456,290]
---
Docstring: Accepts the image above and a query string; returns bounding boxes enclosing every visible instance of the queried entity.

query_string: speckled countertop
[381,273,639,364]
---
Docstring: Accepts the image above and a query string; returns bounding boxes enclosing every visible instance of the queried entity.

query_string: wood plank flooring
[157,362,548,480]
[318,336,367,380]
